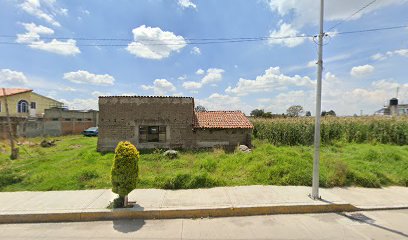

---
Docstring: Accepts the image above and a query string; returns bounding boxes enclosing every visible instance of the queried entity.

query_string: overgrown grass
[252,116,408,145]
[0,135,407,191]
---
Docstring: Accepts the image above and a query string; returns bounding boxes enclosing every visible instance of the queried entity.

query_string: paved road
[1,210,407,239]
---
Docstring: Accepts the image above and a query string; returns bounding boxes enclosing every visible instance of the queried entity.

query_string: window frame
[139,125,166,143]
[30,102,36,109]
[17,100,29,113]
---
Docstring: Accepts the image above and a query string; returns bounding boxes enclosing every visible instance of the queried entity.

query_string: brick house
[97,96,253,152]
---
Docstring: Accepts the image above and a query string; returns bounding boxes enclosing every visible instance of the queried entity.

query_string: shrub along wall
[251,116,408,146]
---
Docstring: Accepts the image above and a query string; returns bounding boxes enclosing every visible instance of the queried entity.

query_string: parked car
[82,127,98,137]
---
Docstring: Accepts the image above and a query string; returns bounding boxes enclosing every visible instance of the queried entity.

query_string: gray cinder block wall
[97,96,252,152]
[97,96,196,152]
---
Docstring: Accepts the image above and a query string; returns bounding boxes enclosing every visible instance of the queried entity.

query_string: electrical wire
[0,24,406,47]
[326,0,377,32]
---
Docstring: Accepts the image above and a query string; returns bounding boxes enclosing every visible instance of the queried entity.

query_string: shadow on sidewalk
[112,202,146,233]
[318,197,408,238]
[338,212,408,238]
[113,219,145,233]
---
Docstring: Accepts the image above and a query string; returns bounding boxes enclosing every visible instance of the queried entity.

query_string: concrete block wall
[97,96,196,152]
[194,128,252,150]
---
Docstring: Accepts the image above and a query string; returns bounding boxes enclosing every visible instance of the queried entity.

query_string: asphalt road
[1,210,407,239]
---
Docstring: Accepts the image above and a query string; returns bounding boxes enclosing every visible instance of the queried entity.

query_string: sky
[0,0,408,116]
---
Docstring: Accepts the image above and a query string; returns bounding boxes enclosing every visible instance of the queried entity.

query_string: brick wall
[97,96,196,152]
[97,96,253,152]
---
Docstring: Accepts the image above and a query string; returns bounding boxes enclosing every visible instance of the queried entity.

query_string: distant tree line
[250,105,336,118]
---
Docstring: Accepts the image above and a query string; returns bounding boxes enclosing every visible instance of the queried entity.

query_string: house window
[64,118,71,121]
[0,101,2,112]
[139,125,166,143]
[52,118,59,121]
[30,102,36,109]
[17,100,29,113]
[77,118,83,121]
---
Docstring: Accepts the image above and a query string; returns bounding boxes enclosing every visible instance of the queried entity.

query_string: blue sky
[0,0,408,115]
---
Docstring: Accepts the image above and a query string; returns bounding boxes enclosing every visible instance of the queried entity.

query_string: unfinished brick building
[97,96,253,152]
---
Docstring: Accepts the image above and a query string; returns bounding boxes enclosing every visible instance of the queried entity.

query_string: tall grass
[251,116,408,146]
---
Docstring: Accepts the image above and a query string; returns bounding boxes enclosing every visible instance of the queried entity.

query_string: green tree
[250,109,265,117]
[111,141,139,207]
[286,105,304,117]
[195,105,207,112]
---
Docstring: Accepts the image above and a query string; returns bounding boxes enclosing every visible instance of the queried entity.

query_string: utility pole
[312,0,325,199]
[2,88,19,159]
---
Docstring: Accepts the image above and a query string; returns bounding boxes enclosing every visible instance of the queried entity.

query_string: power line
[0,24,406,47]
[0,34,311,42]
[326,0,377,32]
[335,25,408,35]
[0,35,313,46]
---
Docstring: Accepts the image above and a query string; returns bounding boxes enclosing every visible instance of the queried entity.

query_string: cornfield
[251,116,408,146]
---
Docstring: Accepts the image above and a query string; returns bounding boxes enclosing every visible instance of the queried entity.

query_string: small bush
[347,170,381,188]
[0,169,24,189]
[199,159,217,172]
[111,141,139,197]
[324,159,349,187]
[77,169,99,182]
[159,172,220,189]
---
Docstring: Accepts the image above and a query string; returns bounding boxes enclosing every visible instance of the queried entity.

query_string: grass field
[1,135,407,191]
[252,116,408,145]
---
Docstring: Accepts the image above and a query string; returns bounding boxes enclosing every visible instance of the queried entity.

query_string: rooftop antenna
[396,87,399,99]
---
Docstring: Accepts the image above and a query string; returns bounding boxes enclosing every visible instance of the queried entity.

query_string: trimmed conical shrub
[111,141,139,205]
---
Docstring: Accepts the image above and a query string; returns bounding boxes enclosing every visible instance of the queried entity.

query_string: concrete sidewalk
[0,186,407,223]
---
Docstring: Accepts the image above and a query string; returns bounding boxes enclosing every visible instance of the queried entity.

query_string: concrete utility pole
[312,0,325,199]
[2,88,19,159]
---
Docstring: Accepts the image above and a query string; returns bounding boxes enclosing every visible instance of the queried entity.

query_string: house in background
[374,98,408,116]
[0,88,63,118]
[97,96,253,152]
[0,88,98,139]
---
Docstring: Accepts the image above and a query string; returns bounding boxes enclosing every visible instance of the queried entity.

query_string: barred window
[139,125,166,143]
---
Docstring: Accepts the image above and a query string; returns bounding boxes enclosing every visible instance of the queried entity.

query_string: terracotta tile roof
[0,88,32,97]
[193,111,253,129]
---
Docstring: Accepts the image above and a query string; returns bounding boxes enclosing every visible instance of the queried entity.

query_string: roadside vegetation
[252,116,408,145]
[1,133,407,191]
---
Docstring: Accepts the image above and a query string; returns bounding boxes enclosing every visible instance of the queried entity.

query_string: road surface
[1,210,407,239]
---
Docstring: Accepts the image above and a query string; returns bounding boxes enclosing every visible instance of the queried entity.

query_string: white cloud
[182,68,225,90]
[177,74,187,81]
[196,93,253,113]
[190,46,201,55]
[182,81,202,90]
[19,0,68,27]
[28,39,80,55]
[16,22,80,56]
[372,79,403,90]
[141,79,177,95]
[63,70,115,86]
[201,68,224,84]
[225,67,314,96]
[394,49,408,57]
[60,98,98,110]
[91,91,110,97]
[268,23,306,47]
[195,69,205,75]
[372,49,408,61]
[0,69,28,85]
[126,25,186,60]
[350,64,375,77]
[178,0,197,9]
[266,0,405,28]
[61,86,77,92]
[371,53,387,61]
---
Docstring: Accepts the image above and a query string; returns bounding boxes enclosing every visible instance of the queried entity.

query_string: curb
[0,203,358,224]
